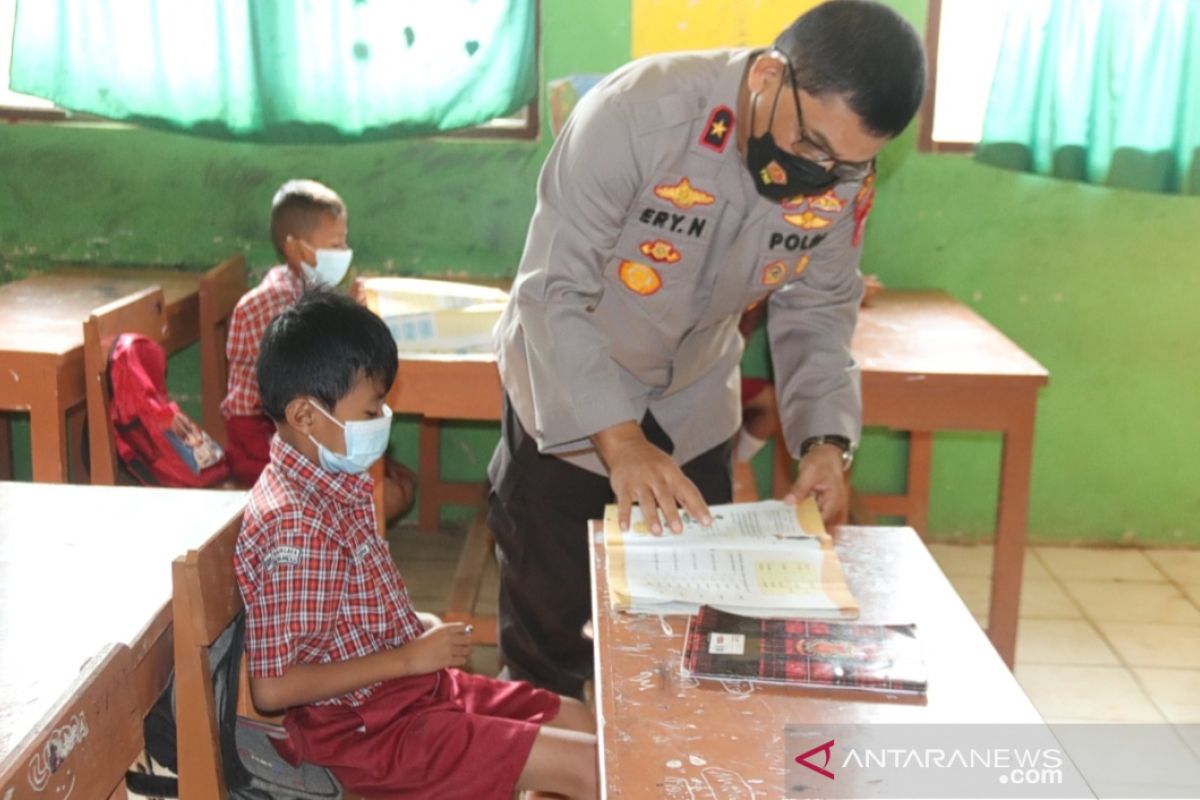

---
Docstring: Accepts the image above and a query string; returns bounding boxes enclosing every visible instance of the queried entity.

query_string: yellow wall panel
[632,0,825,58]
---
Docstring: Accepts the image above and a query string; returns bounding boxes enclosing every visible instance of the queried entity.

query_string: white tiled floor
[930,541,1200,723]
[389,525,1200,724]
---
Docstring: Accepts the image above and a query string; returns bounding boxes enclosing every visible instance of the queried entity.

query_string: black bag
[126,612,341,799]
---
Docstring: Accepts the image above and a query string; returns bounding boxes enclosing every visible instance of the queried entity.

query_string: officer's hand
[593,421,711,535]
[785,444,849,527]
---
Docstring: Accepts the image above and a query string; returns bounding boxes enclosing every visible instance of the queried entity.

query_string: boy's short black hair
[270,179,346,260]
[257,290,397,422]
[776,0,926,139]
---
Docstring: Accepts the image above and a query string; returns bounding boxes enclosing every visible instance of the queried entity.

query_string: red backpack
[107,333,231,488]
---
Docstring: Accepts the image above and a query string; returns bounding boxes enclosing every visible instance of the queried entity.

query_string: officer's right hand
[593,421,712,535]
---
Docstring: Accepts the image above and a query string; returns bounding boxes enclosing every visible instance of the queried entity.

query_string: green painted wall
[1,1,1197,543]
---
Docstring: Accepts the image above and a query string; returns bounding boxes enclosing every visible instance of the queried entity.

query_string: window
[1,0,67,120]
[2,0,539,139]
[918,0,1011,152]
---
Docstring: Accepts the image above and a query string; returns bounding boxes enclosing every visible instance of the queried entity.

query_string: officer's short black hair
[776,0,926,139]
[257,290,397,422]
[269,179,346,260]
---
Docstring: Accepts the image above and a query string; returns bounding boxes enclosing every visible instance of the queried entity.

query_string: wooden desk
[0,267,202,483]
[853,291,1049,667]
[0,481,246,763]
[589,525,1045,798]
[386,290,1048,666]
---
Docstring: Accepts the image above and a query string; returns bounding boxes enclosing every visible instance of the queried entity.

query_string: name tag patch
[768,231,828,252]
[264,546,302,570]
[638,207,708,239]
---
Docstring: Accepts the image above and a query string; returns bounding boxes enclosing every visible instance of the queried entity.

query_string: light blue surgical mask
[307,401,391,474]
[301,247,353,288]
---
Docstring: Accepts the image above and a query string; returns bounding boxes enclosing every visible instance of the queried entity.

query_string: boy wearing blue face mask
[221,179,417,523]
[234,291,598,799]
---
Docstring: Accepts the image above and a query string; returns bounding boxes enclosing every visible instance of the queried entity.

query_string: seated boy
[221,179,416,523]
[234,291,598,799]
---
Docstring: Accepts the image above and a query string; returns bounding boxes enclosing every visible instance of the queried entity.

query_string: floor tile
[926,543,1050,580]
[1064,581,1200,624]
[1021,580,1082,619]
[948,576,1080,620]
[1133,668,1200,723]
[1146,550,1200,585]
[1016,620,1119,665]
[1034,547,1166,582]
[1185,585,1200,607]
[1014,664,1164,722]
[947,575,990,616]
[1098,622,1200,668]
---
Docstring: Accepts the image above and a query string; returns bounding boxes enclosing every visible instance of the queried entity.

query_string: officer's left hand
[784,444,848,527]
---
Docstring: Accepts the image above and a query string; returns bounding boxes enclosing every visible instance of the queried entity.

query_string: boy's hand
[350,276,367,305]
[398,622,471,676]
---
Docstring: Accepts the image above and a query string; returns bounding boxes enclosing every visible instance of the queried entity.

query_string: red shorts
[741,376,772,404]
[276,669,560,799]
[224,413,275,487]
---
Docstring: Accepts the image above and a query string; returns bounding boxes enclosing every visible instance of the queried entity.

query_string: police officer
[488,0,926,697]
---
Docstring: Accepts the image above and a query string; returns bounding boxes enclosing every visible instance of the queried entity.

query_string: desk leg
[30,389,70,483]
[0,413,11,479]
[418,418,442,532]
[907,431,933,537]
[988,400,1037,670]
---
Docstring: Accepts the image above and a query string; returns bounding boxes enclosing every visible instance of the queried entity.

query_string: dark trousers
[487,395,733,699]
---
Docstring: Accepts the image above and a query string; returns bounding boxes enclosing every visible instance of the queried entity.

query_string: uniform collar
[270,264,307,299]
[271,435,375,504]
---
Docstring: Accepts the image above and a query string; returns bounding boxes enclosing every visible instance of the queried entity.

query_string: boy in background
[221,179,416,522]
[235,292,597,799]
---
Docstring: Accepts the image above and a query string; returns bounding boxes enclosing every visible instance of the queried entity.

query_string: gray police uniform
[488,48,871,697]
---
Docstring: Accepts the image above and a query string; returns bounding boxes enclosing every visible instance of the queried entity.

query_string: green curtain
[977,0,1200,195]
[9,0,537,143]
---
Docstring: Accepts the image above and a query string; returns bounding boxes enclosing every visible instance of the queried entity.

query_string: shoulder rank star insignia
[654,177,716,210]
[761,260,788,286]
[699,105,734,153]
[618,260,662,296]
[782,210,832,230]
[639,239,682,264]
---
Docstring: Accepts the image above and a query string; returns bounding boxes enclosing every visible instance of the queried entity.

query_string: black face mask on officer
[746,76,838,201]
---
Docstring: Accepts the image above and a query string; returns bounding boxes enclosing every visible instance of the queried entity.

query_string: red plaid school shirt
[220,266,304,419]
[234,437,426,706]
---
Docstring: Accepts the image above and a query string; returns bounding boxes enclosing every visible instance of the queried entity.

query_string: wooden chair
[173,514,350,799]
[83,287,168,485]
[171,513,245,799]
[198,254,247,447]
[0,643,141,800]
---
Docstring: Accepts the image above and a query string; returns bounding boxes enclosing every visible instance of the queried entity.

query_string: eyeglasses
[781,55,875,182]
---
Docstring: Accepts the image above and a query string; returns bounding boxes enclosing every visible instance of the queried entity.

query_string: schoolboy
[234,292,597,799]
[221,179,416,522]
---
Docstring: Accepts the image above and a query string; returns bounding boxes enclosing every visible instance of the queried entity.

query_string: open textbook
[602,498,859,619]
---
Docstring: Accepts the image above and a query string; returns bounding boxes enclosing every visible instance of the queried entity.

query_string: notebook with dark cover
[681,605,927,695]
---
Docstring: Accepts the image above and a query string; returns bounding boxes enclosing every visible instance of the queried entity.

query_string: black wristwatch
[800,435,854,471]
